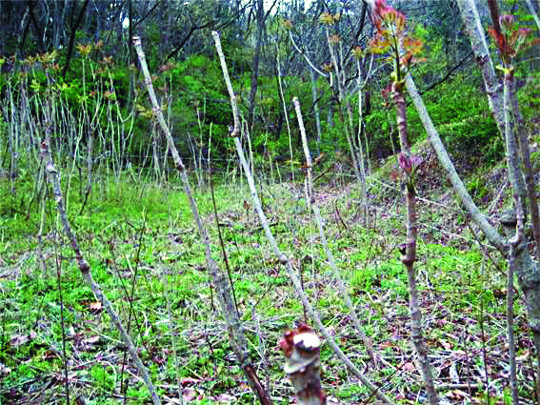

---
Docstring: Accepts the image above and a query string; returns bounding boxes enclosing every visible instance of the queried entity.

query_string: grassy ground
[0,163,537,404]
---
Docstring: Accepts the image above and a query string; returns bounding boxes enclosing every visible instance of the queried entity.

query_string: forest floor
[0,149,539,404]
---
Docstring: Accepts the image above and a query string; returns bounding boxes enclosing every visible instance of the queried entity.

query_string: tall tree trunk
[128,0,135,108]
[28,0,45,53]
[53,0,68,50]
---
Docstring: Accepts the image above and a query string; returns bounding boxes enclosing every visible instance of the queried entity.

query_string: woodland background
[0,0,539,404]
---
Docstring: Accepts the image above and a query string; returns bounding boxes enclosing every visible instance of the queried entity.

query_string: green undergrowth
[0,170,535,404]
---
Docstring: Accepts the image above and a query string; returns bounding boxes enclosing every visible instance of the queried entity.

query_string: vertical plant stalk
[210,175,239,316]
[40,140,162,405]
[7,85,18,194]
[392,81,439,405]
[455,0,505,135]
[405,75,506,251]
[309,70,322,154]
[511,83,540,257]
[357,57,373,176]
[325,28,368,216]
[212,30,394,405]
[293,96,379,367]
[356,57,372,217]
[37,169,48,278]
[162,269,184,405]
[509,67,540,399]
[477,257,492,404]
[276,54,295,182]
[281,325,326,405]
[120,221,147,401]
[503,67,532,404]
[507,246,519,405]
[326,28,364,185]
[501,71,528,219]
[54,250,70,405]
[132,36,272,405]
[79,56,102,215]
[408,68,540,394]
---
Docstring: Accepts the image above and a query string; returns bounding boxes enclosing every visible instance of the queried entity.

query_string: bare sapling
[356,54,375,177]
[293,96,379,367]
[280,325,326,405]
[6,85,18,195]
[490,15,540,401]
[320,13,366,189]
[40,136,162,405]
[161,267,184,404]
[368,1,439,403]
[78,45,98,215]
[310,69,322,154]
[455,0,505,136]
[33,58,163,404]
[500,31,524,405]
[275,53,295,182]
[212,30,394,405]
[403,6,540,399]
[487,13,540,258]
[132,36,272,405]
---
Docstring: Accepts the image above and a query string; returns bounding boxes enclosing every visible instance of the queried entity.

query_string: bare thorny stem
[121,220,147,401]
[392,81,439,405]
[132,36,272,405]
[161,268,184,404]
[503,68,523,405]
[407,69,540,402]
[53,246,70,405]
[293,96,379,367]
[40,137,162,405]
[209,174,240,317]
[212,30,394,405]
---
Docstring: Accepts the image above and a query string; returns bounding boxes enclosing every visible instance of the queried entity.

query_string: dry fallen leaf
[180,377,202,386]
[42,350,60,361]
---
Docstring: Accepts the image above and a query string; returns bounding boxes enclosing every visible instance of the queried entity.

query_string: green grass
[0,170,535,404]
